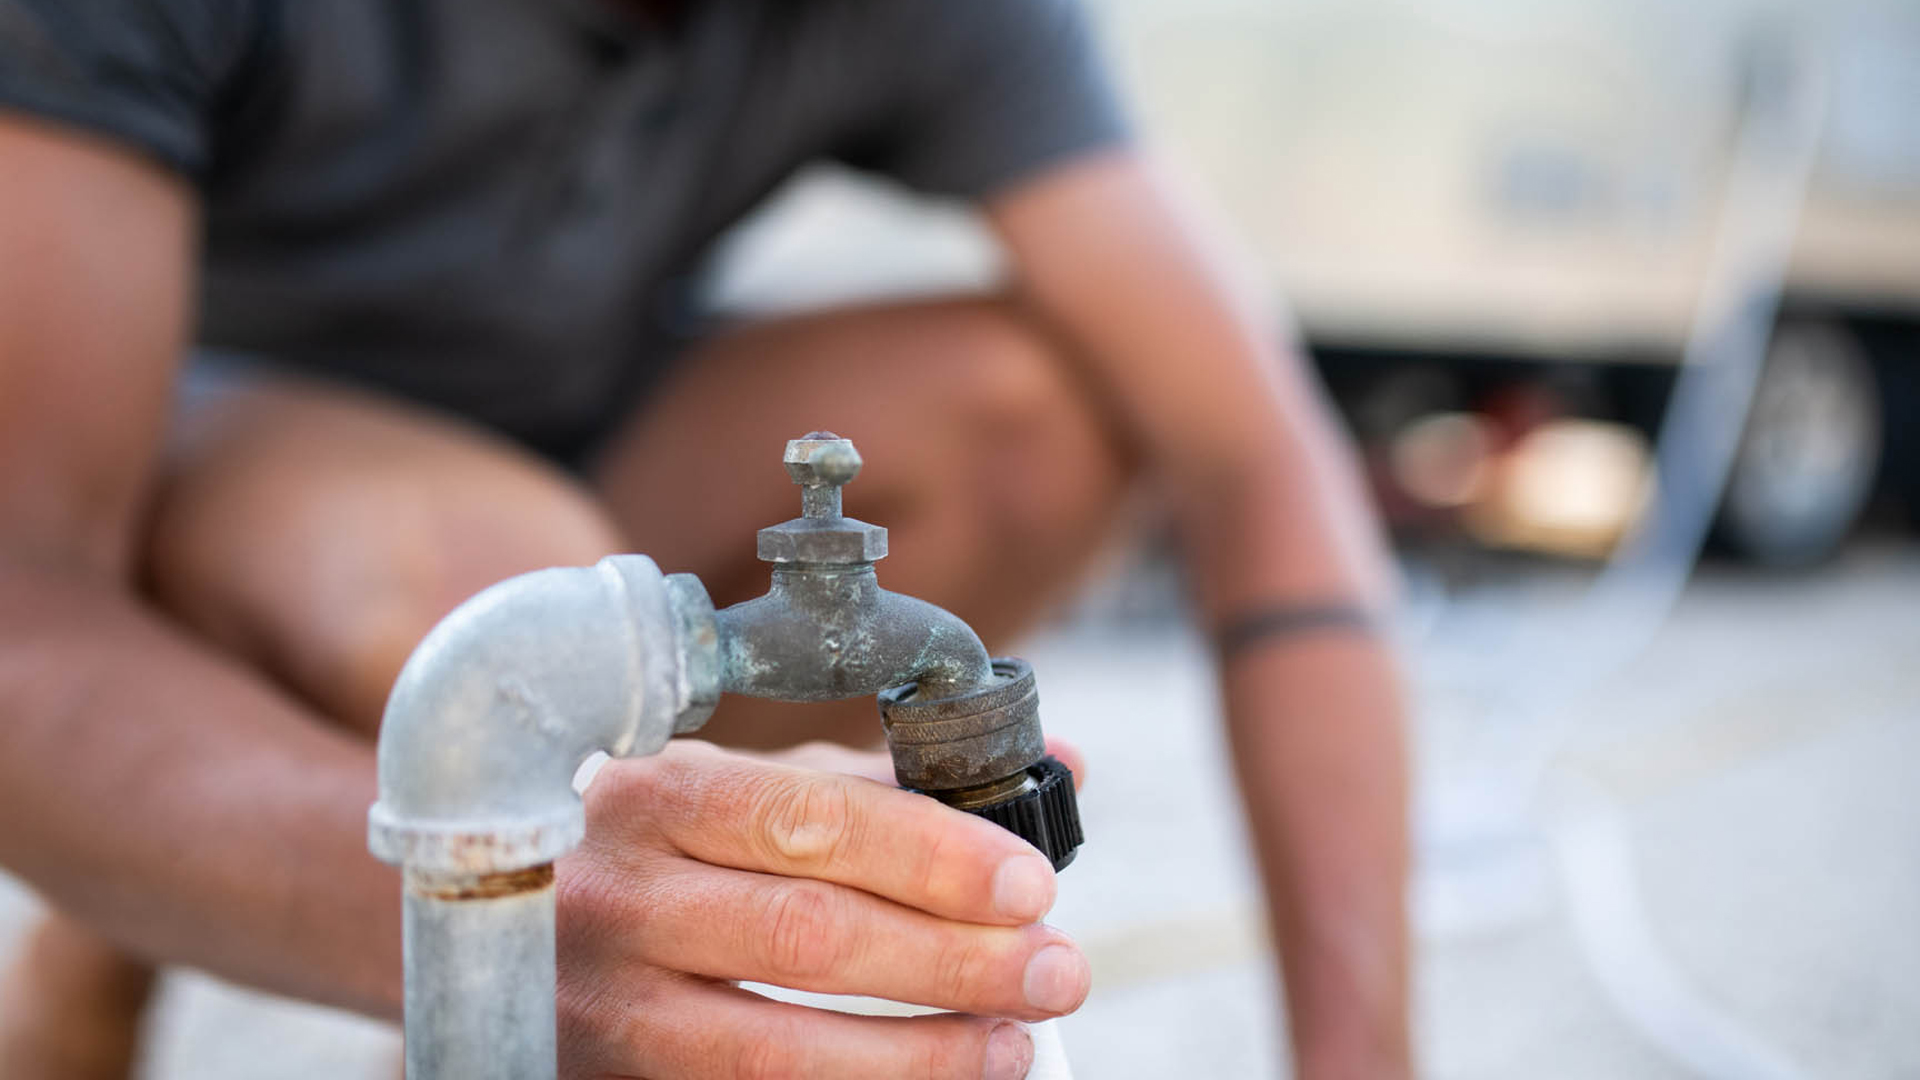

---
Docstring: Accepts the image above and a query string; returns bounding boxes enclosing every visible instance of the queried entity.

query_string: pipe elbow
[369,555,718,875]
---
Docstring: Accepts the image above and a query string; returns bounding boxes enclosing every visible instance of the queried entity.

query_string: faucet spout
[714,566,994,704]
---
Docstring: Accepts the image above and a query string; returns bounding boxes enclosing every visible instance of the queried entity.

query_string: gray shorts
[173,341,691,472]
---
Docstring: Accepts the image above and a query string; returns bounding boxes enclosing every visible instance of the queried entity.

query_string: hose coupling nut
[879,658,1085,870]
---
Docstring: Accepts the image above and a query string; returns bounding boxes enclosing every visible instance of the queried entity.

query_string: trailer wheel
[1713,319,1881,567]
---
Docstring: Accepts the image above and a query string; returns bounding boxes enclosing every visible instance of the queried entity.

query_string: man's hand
[554,741,1090,1079]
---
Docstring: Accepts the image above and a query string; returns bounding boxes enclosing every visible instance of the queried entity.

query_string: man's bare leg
[0,913,154,1079]
[142,376,631,734]
[592,297,1134,748]
[0,377,629,1080]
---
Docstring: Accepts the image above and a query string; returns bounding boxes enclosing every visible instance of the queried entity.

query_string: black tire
[1712,319,1882,567]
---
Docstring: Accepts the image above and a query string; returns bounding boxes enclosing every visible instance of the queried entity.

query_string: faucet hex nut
[664,573,722,733]
[756,517,889,565]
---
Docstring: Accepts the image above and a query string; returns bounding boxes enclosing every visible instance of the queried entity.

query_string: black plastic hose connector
[958,756,1083,871]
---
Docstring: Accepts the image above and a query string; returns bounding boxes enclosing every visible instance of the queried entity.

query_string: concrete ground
[1,538,1915,1078]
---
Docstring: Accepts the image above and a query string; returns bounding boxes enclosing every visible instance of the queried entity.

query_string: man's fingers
[614,979,1037,1080]
[636,860,1089,1020]
[617,746,1060,925]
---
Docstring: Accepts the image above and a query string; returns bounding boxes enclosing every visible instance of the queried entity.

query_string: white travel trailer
[1098,0,1920,562]
[712,0,1919,562]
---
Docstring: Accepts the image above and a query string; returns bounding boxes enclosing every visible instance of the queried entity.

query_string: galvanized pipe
[402,867,559,1080]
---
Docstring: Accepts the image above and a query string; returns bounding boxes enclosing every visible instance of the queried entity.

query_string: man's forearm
[1224,635,1409,1076]
[991,151,1411,1073]
[1183,452,1412,1079]
[0,558,401,1018]
[1163,339,1411,1073]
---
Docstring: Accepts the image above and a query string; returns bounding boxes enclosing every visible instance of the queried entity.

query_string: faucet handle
[785,432,862,487]
[784,432,862,520]
[759,432,889,565]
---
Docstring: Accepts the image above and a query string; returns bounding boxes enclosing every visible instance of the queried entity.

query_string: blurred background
[3,0,1917,1075]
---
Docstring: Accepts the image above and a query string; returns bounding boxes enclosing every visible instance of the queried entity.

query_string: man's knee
[144,392,625,731]
[931,301,1133,549]
[148,469,440,728]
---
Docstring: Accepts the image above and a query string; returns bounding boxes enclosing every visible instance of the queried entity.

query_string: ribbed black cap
[962,757,1084,871]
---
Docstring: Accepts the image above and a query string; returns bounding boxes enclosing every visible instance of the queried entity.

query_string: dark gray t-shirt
[0,0,1126,455]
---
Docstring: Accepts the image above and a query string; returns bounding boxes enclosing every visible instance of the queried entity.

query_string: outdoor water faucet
[716,432,993,704]
[369,431,1081,1080]
[719,433,1084,840]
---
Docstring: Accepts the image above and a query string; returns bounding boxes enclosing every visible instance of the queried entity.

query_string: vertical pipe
[402,867,559,1079]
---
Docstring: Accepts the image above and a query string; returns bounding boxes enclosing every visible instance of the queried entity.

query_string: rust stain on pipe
[408,863,556,901]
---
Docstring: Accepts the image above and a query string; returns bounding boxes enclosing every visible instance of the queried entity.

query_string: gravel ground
[2,540,1914,1078]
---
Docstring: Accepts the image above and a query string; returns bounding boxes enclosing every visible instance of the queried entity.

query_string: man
[0,0,1410,1077]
